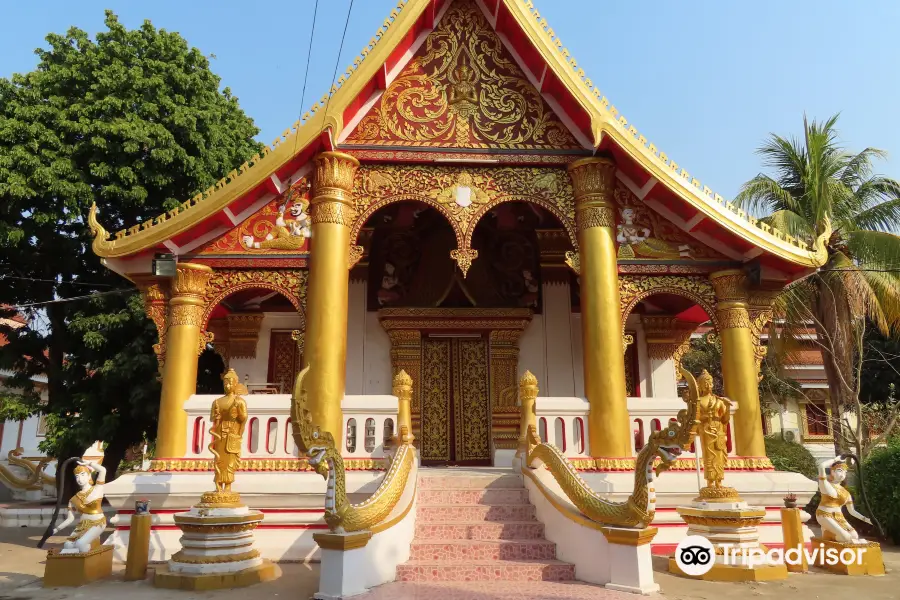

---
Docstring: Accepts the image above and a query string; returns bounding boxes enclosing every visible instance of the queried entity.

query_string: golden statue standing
[203,369,248,505]
[691,370,740,501]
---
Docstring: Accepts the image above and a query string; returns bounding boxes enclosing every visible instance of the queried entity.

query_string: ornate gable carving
[344,0,582,151]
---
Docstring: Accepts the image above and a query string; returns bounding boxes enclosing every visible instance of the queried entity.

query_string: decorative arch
[351,164,579,264]
[350,194,462,248]
[201,269,307,330]
[465,195,577,249]
[618,275,718,334]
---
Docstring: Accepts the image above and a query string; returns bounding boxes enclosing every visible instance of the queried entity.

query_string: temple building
[87,0,825,563]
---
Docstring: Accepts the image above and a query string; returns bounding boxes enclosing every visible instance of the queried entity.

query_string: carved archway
[201,269,307,330]
[351,165,579,274]
[619,275,718,335]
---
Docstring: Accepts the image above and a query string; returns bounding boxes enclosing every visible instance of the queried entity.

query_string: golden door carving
[268,330,302,394]
[420,337,491,464]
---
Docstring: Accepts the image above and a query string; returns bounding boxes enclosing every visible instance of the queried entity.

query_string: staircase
[396,469,576,582]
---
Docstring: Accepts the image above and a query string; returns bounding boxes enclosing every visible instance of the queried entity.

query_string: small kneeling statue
[52,461,106,554]
[816,455,872,544]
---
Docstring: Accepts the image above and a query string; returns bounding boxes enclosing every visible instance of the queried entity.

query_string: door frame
[378,308,533,464]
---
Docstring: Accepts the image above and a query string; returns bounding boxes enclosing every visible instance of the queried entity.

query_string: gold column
[156,263,212,459]
[568,157,631,458]
[710,269,765,457]
[303,151,360,437]
[393,370,414,444]
[517,370,538,456]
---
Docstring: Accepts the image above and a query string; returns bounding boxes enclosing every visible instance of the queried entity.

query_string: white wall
[346,280,367,394]
[519,315,545,383]
[542,280,576,397]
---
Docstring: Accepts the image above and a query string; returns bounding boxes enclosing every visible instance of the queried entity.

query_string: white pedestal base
[314,531,374,600]
[155,500,275,589]
[602,527,660,595]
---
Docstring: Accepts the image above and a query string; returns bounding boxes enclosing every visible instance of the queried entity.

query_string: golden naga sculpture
[0,448,54,491]
[291,366,415,533]
[816,455,873,544]
[205,369,248,506]
[51,461,106,554]
[690,369,740,501]
[524,366,698,528]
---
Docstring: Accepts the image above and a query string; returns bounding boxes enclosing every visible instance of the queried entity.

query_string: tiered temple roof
[90,0,828,277]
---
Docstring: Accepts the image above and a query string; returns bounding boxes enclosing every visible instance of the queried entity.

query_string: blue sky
[2,0,898,200]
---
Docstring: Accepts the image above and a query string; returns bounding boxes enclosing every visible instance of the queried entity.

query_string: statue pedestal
[43,544,113,587]
[312,530,373,599]
[154,496,277,590]
[810,537,885,576]
[601,527,659,595]
[669,500,788,582]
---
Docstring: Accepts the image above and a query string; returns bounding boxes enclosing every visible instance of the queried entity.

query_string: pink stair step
[410,539,557,561]
[417,488,530,505]
[414,521,546,541]
[417,503,536,523]
[418,475,523,489]
[395,559,576,582]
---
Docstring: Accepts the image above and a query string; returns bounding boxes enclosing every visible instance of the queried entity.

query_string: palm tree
[736,115,900,453]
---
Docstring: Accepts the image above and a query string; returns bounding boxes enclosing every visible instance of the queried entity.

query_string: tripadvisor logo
[675,535,868,575]
[675,536,715,576]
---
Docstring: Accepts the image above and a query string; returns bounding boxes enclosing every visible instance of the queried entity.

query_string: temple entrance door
[420,335,491,466]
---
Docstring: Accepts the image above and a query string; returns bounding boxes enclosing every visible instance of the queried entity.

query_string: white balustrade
[182,394,398,461]
[534,397,590,458]
[533,396,738,459]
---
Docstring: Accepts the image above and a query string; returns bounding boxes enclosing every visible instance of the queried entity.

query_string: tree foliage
[0,11,260,481]
[736,115,900,451]
[680,335,802,410]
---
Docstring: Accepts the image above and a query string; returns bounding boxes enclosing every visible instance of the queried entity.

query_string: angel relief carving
[198,180,312,255]
[242,197,310,251]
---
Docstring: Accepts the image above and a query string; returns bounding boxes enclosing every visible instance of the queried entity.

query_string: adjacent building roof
[89,0,828,277]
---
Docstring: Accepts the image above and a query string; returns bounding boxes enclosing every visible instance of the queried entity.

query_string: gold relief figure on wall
[208,369,248,498]
[242,196,310,251]
[617,207,691,260]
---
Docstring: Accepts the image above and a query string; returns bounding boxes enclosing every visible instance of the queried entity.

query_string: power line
[323,0,355,124]
[292,0,320,155]
[10,288,134,310]
[0,275,119,288]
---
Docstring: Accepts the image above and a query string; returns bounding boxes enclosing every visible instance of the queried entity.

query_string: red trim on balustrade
[116,508,325,515]
[116,523,330,531]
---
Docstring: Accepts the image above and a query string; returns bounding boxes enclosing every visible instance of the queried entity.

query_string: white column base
[314,531,373,599]
[602,527,660,595]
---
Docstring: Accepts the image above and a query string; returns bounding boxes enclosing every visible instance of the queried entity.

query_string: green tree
[680,335,802,409]
[0,11,260,482]
[736,115,900,452]
[860,325,900,405]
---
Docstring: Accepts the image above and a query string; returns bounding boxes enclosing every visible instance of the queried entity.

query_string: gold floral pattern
[421,338,452,462]
[344,0,581,150]
[351,164,577,252]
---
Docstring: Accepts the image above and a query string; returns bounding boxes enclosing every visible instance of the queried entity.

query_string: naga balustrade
[535,396,737,460]
[182,394,398,462]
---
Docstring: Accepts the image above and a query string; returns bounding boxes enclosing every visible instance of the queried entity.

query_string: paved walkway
[2,526,899,600]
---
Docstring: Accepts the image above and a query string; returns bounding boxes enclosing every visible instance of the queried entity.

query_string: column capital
[709,269,749,304]
[567,156,617,201]
[171,263,213,298]
[311,151,360,224]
